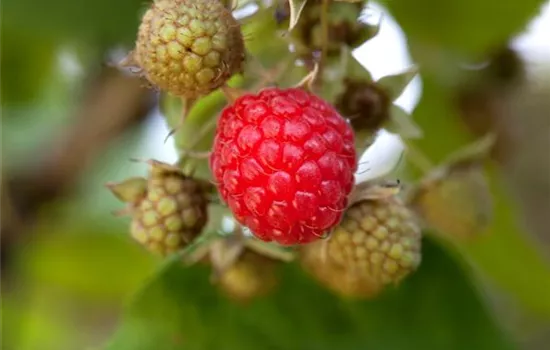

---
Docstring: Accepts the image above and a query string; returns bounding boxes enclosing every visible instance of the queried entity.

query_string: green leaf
[386,104,423,139]
[382,0,545,56]
[343,48,373,81]
[3,223,158,350]
[459,166,550,317]
[17,229,157,301]
[105,239,512,350]
[376,66,418,101]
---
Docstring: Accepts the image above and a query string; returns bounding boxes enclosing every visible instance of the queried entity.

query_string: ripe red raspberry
[210,87,357,245]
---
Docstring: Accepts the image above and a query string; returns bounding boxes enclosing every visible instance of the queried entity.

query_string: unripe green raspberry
[133,0,245,98]
[108,160,212,256]
[301,196,421,298]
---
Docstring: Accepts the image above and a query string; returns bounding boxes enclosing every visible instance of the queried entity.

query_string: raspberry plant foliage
[107,0,489,299]
[102,0,519,346]
[2,0,549,345]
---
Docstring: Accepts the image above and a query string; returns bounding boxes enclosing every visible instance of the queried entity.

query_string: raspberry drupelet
[210,87,357,245]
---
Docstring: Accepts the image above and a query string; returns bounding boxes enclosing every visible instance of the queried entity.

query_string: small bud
[335,80,391,134]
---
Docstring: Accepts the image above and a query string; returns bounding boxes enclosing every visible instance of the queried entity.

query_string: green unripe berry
[108,160,213,256]
[301,196,421,298]
[132,0,245,98]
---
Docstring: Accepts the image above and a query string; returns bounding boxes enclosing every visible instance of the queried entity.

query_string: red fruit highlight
[210,88,357,245]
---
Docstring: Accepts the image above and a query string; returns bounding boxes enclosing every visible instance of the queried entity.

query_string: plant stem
[177,114,219,167]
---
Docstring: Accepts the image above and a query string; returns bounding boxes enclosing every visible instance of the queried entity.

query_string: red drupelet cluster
[210,87,357,245]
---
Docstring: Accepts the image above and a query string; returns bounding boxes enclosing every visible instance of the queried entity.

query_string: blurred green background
[2,0,550,349]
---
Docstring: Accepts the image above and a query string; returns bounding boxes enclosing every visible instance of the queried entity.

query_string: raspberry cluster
[110,0,425,302]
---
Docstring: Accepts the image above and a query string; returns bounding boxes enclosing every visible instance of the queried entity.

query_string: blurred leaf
[386,104,423,139]
[1,55,82,171]
[2,0,144,45]
[376,66,418,101]
[460,166,550,317]
[18,226,158,300]
[3,223,158,350]
[3,297,83,350]
[409,75,550,317]
[405,76,470,165]
[382,0,545,56]
[105,239,512,350]
[0,25,57,106]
